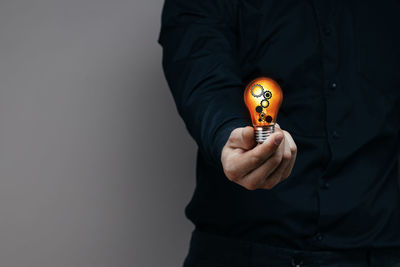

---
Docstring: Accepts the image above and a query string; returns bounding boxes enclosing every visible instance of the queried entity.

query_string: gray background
[0,0,195,266]
[1,1,399,267]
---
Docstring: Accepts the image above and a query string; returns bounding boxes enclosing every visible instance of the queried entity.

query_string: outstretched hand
[221,125,297,190]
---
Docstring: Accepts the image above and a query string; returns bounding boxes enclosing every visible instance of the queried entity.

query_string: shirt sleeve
[157,0,250,171]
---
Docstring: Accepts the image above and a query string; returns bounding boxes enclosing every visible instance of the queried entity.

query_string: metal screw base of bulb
[254,125,275,143]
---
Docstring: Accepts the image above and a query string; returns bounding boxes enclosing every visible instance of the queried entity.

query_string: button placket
[311,0,338,249]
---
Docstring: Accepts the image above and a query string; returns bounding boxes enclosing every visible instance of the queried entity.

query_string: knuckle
[283,152,291,161]
[290,145,297,154]
[271,154,283,165]
[263,180,276,190]
[227,171,240,182]
[224,164,239,181]
[244,182,258,191]
[251,155,263,166]
[265,176,280,189]
[229,128,243,142]
[280,170,289,179]
[229,132,239,143]
[264,184,274,190]
[221,150,229,162]
[223,162,232,173]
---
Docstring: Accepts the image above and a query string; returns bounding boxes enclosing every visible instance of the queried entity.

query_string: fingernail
[274,133,283,145]
[275,123,280,128]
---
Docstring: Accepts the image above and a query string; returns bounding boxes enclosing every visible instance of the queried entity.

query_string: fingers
[261,133,291,189]
[245,131,284,162]
[240,127,297,190]
[281,130,297,178]
[222,130,284,184]
[275,123,297,179]
[237,131,284,176]
[261,129,297,189]
[222,125,297,191]
[240,135,285,190]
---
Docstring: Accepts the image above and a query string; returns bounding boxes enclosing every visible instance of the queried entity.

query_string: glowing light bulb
[244,77,283,143]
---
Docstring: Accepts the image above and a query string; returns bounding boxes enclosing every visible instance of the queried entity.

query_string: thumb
[247,131,284,161]
[240,126,256,150]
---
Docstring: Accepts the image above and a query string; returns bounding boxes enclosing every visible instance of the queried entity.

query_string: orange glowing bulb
[244,77,283,143]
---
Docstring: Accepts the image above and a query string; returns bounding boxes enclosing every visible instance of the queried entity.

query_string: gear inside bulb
[250,84,264,97]
[260,99,270,108]
[264,90,272,99]
[258,112,266,122]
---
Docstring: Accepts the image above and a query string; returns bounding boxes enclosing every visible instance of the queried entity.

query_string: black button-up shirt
[158,0,400,250]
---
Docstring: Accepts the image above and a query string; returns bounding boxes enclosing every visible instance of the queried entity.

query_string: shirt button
[321,181,330,189]
[330,82,337,90]
[291,255,304,267]
[315,233,324,241]
[332,131,340,139]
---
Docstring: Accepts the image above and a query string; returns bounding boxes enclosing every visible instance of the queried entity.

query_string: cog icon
[260,99,270,108]
[263,90,272,99]
[258,112,266,122]
[251,84,264,98]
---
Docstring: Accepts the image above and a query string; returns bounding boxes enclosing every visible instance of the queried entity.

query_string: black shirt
[158,0,400,250]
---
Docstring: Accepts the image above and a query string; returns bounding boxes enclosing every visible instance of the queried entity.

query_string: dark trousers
[183,230,400,267]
